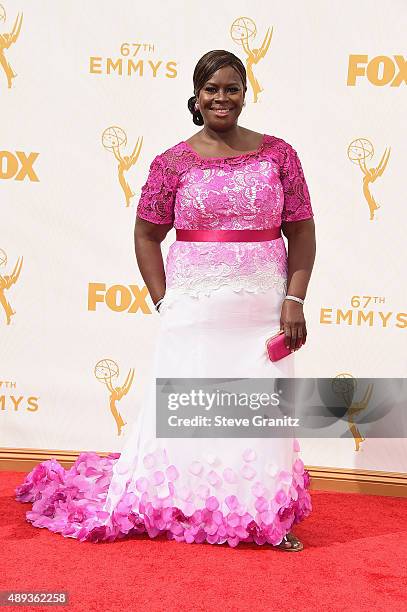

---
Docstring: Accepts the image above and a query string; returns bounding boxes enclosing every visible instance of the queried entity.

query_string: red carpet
[1,470,407,612]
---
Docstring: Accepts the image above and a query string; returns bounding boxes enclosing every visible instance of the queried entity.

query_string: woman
[16,50,316,551]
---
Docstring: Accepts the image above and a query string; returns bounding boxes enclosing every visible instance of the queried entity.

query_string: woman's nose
[214,92,229,101]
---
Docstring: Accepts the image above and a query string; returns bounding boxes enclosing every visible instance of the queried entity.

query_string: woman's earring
[194,103,199,112]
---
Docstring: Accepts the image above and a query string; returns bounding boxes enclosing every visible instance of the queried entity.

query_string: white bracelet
[284,295,304,305]
[154,297,165,312]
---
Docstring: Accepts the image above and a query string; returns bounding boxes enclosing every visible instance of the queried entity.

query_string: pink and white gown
[16,134,314,547]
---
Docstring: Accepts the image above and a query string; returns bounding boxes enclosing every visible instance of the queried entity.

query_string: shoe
[276,533,304,552]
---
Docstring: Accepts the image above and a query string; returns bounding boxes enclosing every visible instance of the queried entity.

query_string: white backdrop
[1,0,406,472]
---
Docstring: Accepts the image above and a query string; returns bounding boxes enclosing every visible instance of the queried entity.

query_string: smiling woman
[184,60,269,158]
[16,49,316,554]
[204,81,241,116]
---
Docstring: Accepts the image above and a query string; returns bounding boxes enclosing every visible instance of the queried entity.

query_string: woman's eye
[205,87,239,92]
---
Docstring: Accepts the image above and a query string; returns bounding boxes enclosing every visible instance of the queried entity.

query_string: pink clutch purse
[265,330,298,362]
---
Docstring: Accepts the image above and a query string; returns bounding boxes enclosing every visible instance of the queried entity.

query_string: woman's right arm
[134,216,173,306]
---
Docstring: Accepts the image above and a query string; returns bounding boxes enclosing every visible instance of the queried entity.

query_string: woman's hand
[280,300,307,351]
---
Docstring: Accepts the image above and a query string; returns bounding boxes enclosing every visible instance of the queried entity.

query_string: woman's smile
[210,108,233,117]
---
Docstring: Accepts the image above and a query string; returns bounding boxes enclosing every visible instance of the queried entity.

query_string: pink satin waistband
[175,228,281,242]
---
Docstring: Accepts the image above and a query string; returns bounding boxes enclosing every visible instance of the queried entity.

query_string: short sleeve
[280,145,313,223]
[136,154,178,225]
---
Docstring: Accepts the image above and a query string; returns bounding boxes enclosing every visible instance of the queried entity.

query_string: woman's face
[196,65,245,131]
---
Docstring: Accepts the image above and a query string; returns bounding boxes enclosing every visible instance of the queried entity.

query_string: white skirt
[102,286,312,546]
[16,286,312,546]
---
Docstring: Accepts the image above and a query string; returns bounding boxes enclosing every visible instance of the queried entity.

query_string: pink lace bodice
[136,134,313,302]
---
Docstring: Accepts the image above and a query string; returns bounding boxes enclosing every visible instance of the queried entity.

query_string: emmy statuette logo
[102,126,143,207]
[94,359,135,436]
[0,5,23,89]
[0,248,23,325]
[347,138,390,221]
[332,374,373,452]
[230,17,272,103]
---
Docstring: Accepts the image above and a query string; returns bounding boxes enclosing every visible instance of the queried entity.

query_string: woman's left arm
[281,218,316,351]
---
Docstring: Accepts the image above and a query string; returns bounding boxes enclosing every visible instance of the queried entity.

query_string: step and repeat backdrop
[1,1,406,472]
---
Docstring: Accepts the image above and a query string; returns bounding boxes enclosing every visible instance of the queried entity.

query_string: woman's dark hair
[187,50,247,126]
